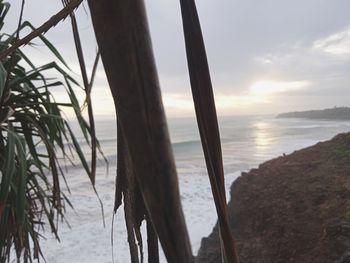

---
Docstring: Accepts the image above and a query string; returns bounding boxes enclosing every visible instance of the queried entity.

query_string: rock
[196,132,350,263]
[334,252,350,263]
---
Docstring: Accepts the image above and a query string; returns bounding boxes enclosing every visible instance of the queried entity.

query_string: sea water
[40,115,350,262]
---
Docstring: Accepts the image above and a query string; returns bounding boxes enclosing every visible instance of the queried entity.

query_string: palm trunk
[87,1,193,262]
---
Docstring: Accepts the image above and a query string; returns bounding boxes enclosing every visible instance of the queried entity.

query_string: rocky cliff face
[196,133,350,263]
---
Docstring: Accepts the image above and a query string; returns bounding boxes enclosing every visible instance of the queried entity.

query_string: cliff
[197,132,350,263]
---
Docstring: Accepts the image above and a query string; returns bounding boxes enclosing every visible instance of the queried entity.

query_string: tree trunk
[87,1,193,262]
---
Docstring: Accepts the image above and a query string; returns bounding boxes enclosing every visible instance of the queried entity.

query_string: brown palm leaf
[179,0,240,262]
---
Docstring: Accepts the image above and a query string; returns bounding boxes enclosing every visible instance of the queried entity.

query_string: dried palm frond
[114,123,159,263]
[179,0,240,262]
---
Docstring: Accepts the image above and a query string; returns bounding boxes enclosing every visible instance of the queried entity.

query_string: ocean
[40,115,350,262]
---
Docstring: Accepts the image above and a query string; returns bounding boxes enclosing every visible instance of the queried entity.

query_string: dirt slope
[197,133,350,263]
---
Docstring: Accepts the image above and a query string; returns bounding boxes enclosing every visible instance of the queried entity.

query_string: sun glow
[250,80,309,96]
[160,79,311,117]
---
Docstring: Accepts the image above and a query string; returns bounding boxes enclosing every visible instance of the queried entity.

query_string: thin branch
[63,0,105,225]
[88,50,100,94]
[16,0,25,40]
[63,0,96,186]
[0,0,83,61]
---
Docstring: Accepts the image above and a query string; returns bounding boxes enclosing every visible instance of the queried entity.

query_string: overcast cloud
[4,0,350,117]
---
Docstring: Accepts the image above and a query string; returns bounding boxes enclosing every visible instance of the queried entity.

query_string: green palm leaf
[0,1,105,261]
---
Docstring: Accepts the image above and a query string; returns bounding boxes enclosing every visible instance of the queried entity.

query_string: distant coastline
[277,107,350,120]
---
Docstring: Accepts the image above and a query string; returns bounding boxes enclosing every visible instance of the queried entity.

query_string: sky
[5,0,350,118]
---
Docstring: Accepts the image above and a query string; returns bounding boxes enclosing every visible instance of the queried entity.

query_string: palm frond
[179,0,240,262]
[0,0,83,61]
[0,1,105,262]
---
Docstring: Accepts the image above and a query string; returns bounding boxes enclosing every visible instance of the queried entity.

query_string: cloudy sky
[5,0,350,117]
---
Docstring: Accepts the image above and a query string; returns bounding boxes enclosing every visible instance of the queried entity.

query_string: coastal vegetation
[0,1,100,261]
[0,0,238,262]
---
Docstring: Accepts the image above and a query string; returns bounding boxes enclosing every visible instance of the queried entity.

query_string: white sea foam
[38,116,350,262]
